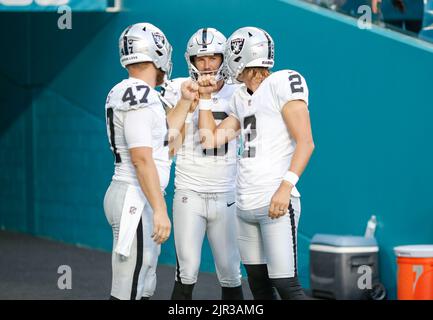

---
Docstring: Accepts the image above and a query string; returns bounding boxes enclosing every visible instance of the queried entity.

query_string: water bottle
[365,215,377,238]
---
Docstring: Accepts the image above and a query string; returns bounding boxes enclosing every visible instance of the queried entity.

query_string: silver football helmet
[119,22,173,79]
[224,27,274,84]
[185,28,227,81]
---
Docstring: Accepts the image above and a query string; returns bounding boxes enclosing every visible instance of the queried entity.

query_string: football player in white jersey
[103,23,191,300]
[160,28,244,300]
[198,27,315,300]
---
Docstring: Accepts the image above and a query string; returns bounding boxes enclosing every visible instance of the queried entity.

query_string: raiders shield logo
[230,38,245,54]
[152,32,165,49]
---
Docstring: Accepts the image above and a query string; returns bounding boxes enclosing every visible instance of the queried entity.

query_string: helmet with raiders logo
[185,28,227,81]
[119,23,173,79]
[224,27,274,84]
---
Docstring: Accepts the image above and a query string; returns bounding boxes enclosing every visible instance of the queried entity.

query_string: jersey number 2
[242,114,257,158]
[289,74,304,93]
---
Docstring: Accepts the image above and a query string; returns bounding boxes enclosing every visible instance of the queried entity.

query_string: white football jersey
[105,77,172,191]
[229,70,309,210]
[161,77,238,193]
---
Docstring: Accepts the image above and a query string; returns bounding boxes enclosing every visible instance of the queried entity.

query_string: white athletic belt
[115,185,147,258]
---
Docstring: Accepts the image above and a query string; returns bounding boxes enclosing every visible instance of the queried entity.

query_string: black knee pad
[221,285,244,300]
[271,276,310,300]
[171,281,195,300]
[244,264,278,300]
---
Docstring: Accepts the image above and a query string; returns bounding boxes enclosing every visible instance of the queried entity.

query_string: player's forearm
[199,110,219,148]
[133,158,167,213]
[281,100,314,180]
[166,98,192,138]
[288,139,315,178]
[168,124,186,157]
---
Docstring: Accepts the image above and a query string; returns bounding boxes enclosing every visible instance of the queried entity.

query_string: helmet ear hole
[155,50,163,56]
[234,56,242,62]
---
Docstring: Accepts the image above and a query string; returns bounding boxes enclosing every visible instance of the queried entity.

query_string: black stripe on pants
[130,218,143,300]
[288,203,298,276]
[175,250,182,283]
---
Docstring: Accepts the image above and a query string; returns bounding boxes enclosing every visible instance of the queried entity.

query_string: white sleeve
[228,93,240,120]
[124,107,154,149]
[275,71,309,111]
[160,79,182,106]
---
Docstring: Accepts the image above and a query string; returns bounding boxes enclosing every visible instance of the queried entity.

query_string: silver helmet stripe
[123,25,132,55]
[202,28,208,49]
[263,30,272,60]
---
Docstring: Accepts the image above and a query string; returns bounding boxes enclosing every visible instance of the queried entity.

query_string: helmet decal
[230,38,245,55]
[152,32,165,49]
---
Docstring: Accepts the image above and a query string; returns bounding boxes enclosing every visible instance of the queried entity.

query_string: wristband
[283,171,299,187]
[198,99,212,111]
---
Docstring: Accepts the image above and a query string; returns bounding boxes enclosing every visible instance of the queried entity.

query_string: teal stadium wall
[1,0,433,298]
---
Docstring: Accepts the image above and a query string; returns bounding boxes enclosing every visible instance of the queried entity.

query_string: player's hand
[181,79,199,102]
[269,181,293,219]
[152,210,171,244]
[197,74,218,99]
[372,0,382,14]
